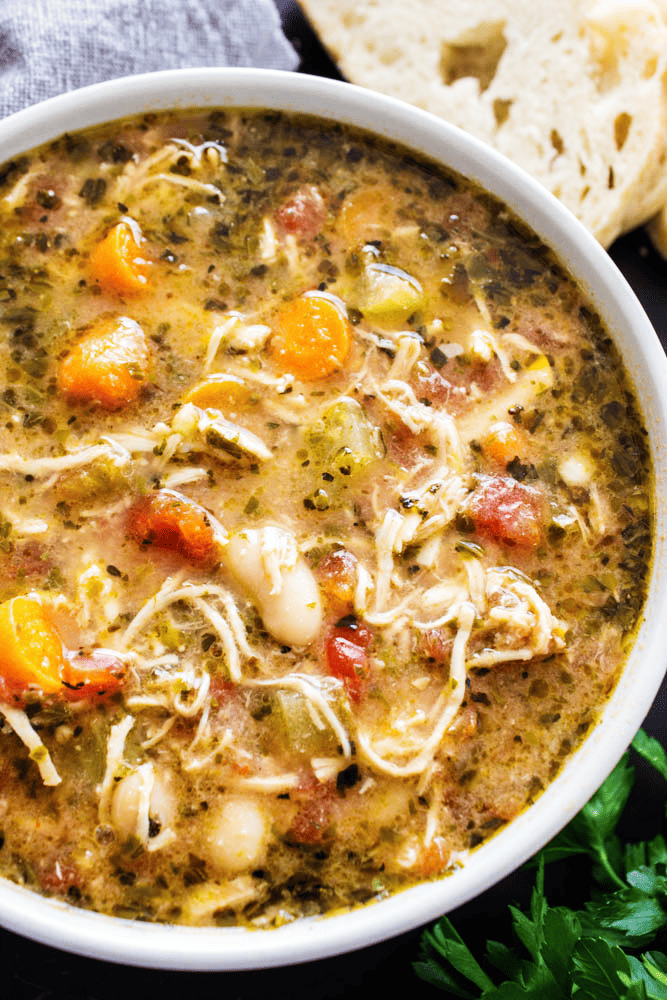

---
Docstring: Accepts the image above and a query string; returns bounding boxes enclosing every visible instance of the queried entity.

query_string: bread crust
[299,0,667,248]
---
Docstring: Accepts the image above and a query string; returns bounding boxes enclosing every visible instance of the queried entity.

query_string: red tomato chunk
[274,185,326,240]
[468,475,544,548]
[62,649,125,702]
[325,634,369,703]
[288,781,336,845]
[127,489,219,565]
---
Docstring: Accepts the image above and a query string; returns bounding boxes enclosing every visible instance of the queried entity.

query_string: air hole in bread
[586,22,622,93]
[342,10,366,29]
[608,166,615,190]
[379,46,402,66]
[492,99,512,128]
[614,112,632,151]
[644,55,658,78]
[550,130,565,156]
[580,185,590,202]
[440,21,507,92]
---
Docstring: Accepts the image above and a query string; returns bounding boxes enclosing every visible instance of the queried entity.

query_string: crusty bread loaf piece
[645,202,667,257]
[299,0,667,248]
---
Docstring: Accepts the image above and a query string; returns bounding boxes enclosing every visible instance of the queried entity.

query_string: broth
[0,109,651,926]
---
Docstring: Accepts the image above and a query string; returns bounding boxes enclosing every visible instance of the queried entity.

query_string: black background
[2,3,667,996]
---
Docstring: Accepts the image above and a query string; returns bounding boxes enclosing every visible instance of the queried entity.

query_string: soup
[0,108,651,926]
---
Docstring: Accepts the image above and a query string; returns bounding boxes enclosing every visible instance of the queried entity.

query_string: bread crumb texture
[299,0,667,249]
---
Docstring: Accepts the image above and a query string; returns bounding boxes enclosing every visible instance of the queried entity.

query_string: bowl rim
[0,65,666,970]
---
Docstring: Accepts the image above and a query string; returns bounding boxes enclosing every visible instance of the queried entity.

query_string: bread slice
[298,0,667,248]
[645,199,667,257]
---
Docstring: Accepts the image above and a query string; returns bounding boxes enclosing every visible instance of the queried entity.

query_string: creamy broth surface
[0,109,651,925]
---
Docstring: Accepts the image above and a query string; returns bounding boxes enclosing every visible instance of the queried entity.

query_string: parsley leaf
[571,938,644,999]
[415,917,495,997]
[632,730,667,787]
[625,953,667,998]
[579,882,667,948]
[535,752,634,888]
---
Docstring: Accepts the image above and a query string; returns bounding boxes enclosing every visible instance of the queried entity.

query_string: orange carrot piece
[127,489,220,565]
[182,373,251,411]
[481,421,527,467]
[415,837,450,876]
[317,548,359,615]
[337,183,400,244]
[57,315,149,410]
[270,294,351,380]
[0,596,65,698]
[90,220,151,295]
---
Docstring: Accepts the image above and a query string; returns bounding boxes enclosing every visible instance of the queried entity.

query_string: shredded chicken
[0,703,61,786]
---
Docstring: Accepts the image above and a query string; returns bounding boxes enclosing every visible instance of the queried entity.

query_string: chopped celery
[57,457,131,504]
[273,689,338,756]
[306,397,384,481]
[53,713,110,789]
[354,262,424,321]
[154,614,187,652]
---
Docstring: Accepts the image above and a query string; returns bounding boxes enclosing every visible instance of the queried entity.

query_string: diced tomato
[467,358,505,395]
[412,360,505,415]
[419,629,453,665]
[288,780,335,845]
[317,548,358,614]
[413,366,468,413]
[61,649,125,702]
[325,634,369,703]
[386,423,424,469]
[208,675,236,701]
[330,616,373,650]
[274,185,325,240]
[2,540,49,582]
[38,860,83,897]
[127,489,220,565]
[468,475,544,548]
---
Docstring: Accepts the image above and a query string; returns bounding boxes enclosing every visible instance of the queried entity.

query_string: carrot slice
[127,489,220,565]
[270,294,351,380]
[57,315,149,410]
[317,549,358,614]
[90,220,151,295]
[481,421,527,467]
[415,837,450,876]
[0,596,65,698]
[182,374,251,411]
[337,183,401,244]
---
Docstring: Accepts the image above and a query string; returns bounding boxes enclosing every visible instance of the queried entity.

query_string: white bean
[203,795,269,875]
[223,525,322,647]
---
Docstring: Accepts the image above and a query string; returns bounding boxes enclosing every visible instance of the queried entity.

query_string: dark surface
[2,3,667,996]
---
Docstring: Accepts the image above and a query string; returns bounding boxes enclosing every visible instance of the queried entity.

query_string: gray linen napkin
[0,0,298,118]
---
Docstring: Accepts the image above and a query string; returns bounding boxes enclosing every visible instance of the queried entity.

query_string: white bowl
[0,67,665,971]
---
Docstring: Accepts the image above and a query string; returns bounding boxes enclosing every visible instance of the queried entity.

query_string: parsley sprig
[414,730,667,998]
